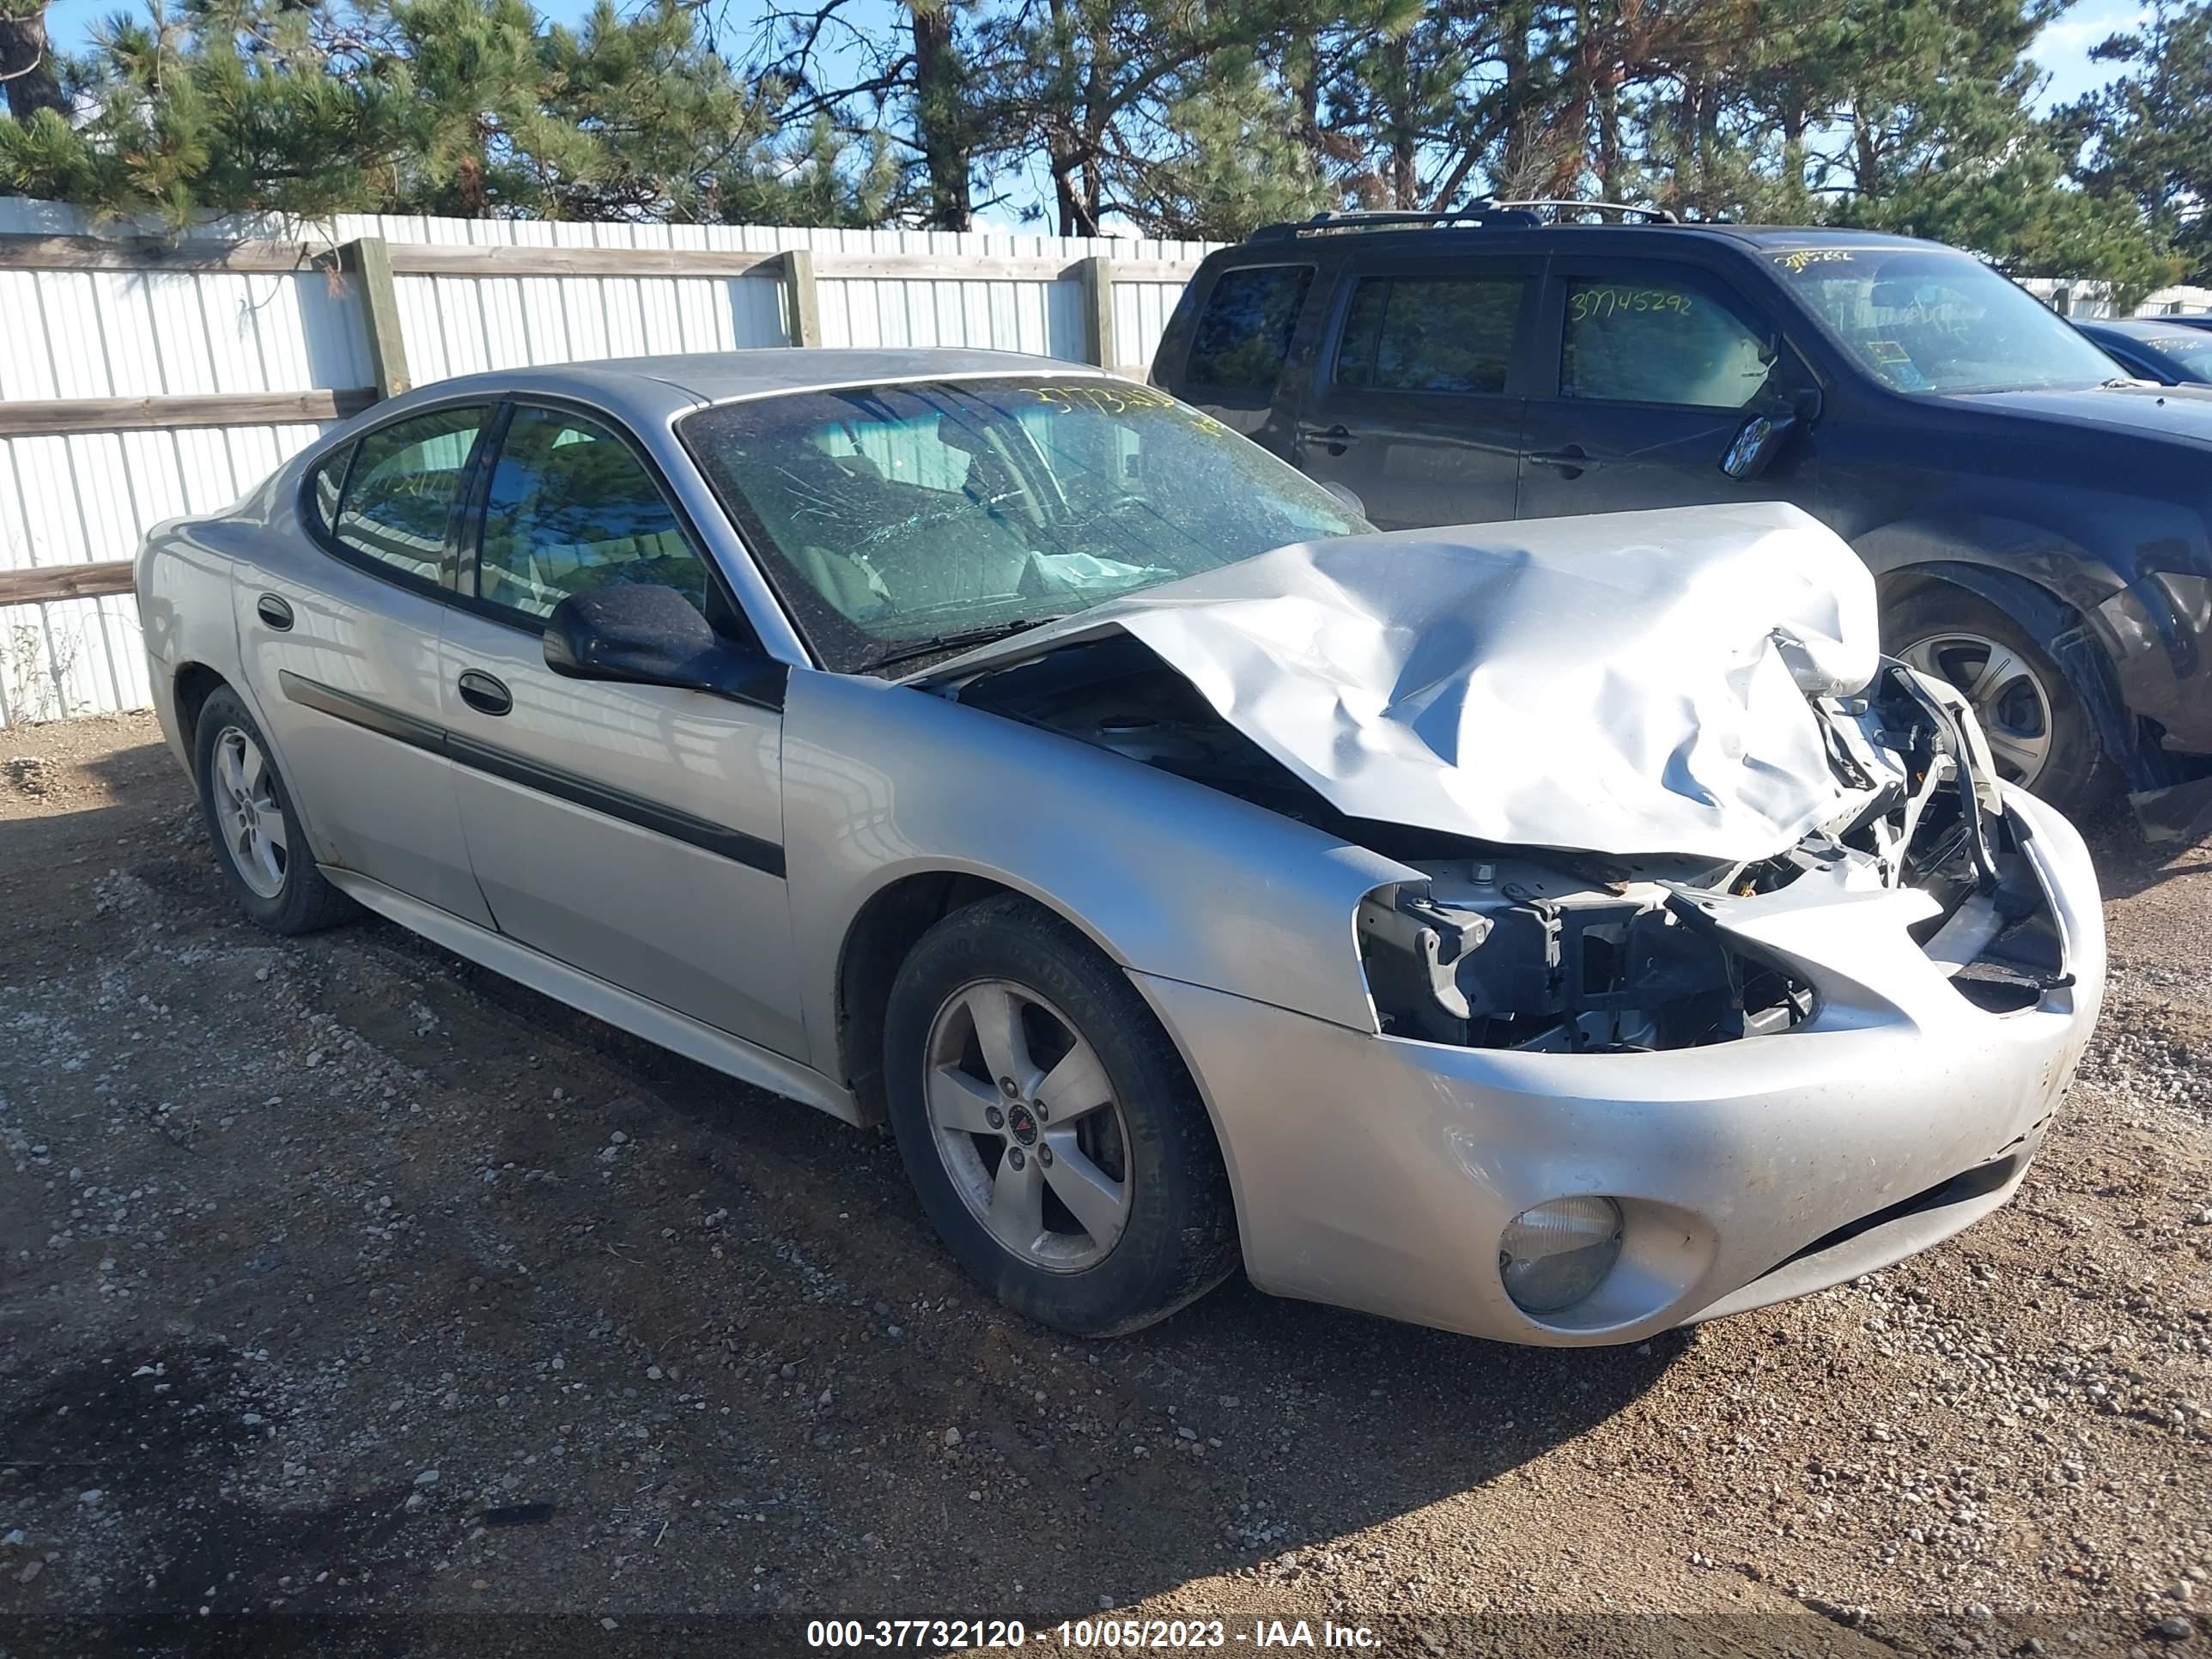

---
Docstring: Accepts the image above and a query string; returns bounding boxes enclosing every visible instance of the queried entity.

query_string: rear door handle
[1530,445,1602,477]
[456,670,512,717]
[1303,424,1359,456]
[255,593,294,631]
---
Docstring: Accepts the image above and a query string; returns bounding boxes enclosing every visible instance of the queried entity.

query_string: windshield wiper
[861,615,1068,672]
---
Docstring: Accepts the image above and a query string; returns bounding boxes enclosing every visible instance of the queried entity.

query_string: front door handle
[255,593,295,631]
[456,670,513,717]
[1303,424,1359,457]
[1529,445,1602,478]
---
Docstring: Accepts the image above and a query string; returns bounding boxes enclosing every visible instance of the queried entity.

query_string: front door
[1292,257,1540,529]
[436,401,808,1060]
[1516,259,1820,521]
[240,403,495,927]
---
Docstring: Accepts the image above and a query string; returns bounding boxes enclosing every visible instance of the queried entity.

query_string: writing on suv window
[1777,248,2125,395]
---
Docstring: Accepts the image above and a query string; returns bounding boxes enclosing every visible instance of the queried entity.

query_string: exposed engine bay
[949,632,2069,1054]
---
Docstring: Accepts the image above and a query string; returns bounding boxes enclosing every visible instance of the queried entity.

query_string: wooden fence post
[1079,255,1117,371]
[342,236,411,398]
[781,248,823,349]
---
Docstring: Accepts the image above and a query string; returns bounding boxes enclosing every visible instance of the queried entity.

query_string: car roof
[400,348,1108,429]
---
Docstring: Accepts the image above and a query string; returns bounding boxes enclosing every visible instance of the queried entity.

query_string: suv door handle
[456,670,513,717]
[255,593,295,631]
[1303,424,1359,456]
[1529,446,1602,477]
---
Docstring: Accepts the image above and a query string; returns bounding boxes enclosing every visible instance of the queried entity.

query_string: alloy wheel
[210,726,289,899]
[922,978,1133,1273]
[1897,631,2055,787]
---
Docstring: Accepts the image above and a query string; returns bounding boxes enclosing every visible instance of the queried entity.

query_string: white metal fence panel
[0,422,331,721]
[0,266,370,402]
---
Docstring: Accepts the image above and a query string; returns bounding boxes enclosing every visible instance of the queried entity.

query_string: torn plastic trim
[1351,669,2070,1051]
[1355,861,1816,1052]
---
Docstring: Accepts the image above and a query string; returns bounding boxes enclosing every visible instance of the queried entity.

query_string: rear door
[240,404,495,926]
[1291,256,1540,529]
[434,399,808,1059]
[1515,258,1820,520]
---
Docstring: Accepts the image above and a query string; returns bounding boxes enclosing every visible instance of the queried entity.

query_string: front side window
[1185,266,1314,392]
[682,379,1368,672]
[331,407,489,582]
[474,408,710,620]
[1336,276,1525,394]
[1560,277,1777,409]
[1774,247,2124,394]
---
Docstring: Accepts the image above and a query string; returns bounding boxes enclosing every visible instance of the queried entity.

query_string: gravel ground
[0,711,2206,1659]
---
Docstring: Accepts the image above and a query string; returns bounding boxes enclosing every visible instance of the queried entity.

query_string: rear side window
[475,407,710,620]
[1336,276,1525,394]
[1185,266,1313,391]
[332,407,489,582]
[1560,276,1776,409]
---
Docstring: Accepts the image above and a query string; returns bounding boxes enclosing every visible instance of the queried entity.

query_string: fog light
[1500,1196,1624,1314]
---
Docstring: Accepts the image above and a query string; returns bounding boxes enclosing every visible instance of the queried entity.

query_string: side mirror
[544,585,782,705]
[1719,410,1799,482]
[1317,478,1366,517]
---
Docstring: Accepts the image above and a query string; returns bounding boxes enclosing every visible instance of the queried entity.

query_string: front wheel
[1884,587,2109,816]
[883,896,1239,1336]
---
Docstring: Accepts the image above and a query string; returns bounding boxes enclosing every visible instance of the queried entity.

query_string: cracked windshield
[681,379,1368,672]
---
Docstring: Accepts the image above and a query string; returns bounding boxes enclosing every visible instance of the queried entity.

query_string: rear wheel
[883,896,1239,1336]
[192,688,357,934]
[1884,586,2108,816]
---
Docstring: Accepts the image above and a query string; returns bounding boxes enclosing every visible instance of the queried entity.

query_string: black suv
[1150,204,2212,823]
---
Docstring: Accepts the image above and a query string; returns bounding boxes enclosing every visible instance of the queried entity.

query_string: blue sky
[38,0,2154,227]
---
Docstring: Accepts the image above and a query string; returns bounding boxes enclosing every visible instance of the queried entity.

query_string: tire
[1884,586,2110,817]
[883,895,1239,1337]
[192,687,358,935]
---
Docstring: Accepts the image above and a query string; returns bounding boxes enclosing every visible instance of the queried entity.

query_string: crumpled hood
[936,502,1882,862]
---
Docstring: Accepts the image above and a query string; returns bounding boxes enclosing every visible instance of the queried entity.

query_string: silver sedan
[135,349,2102,1344]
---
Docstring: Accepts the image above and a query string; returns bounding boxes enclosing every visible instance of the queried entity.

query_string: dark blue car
[2075,318,2212,386]
[1154,205,2212,821]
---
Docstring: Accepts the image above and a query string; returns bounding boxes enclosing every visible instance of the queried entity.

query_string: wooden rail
[0,233,1199,288]
[0,234,337,273]
[0,560,135,606]
[0,387,377,439]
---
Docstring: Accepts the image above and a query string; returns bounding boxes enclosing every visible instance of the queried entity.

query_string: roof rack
[1249,198,1678,240]
[1249,204,1544,240]
[1488,198,1680,224]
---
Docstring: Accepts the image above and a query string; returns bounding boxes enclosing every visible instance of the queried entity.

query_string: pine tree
[2064,0,2212,284]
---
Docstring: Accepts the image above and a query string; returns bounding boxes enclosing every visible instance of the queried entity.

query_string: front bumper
[1139,787,2104,1346]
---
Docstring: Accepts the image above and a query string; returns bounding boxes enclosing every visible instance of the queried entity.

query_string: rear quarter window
[306,446,352,535]
[1184,265,1314,392]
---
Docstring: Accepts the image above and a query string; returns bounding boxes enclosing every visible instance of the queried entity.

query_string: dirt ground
[0,711,2206,1659]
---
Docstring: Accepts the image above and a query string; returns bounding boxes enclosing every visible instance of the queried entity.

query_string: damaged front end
[1356,663,2069,1052]
[950,630,2069,1055]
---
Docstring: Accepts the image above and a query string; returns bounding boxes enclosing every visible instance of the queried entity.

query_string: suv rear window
[1185,266,1313,391]
[1336,276,1524,394]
